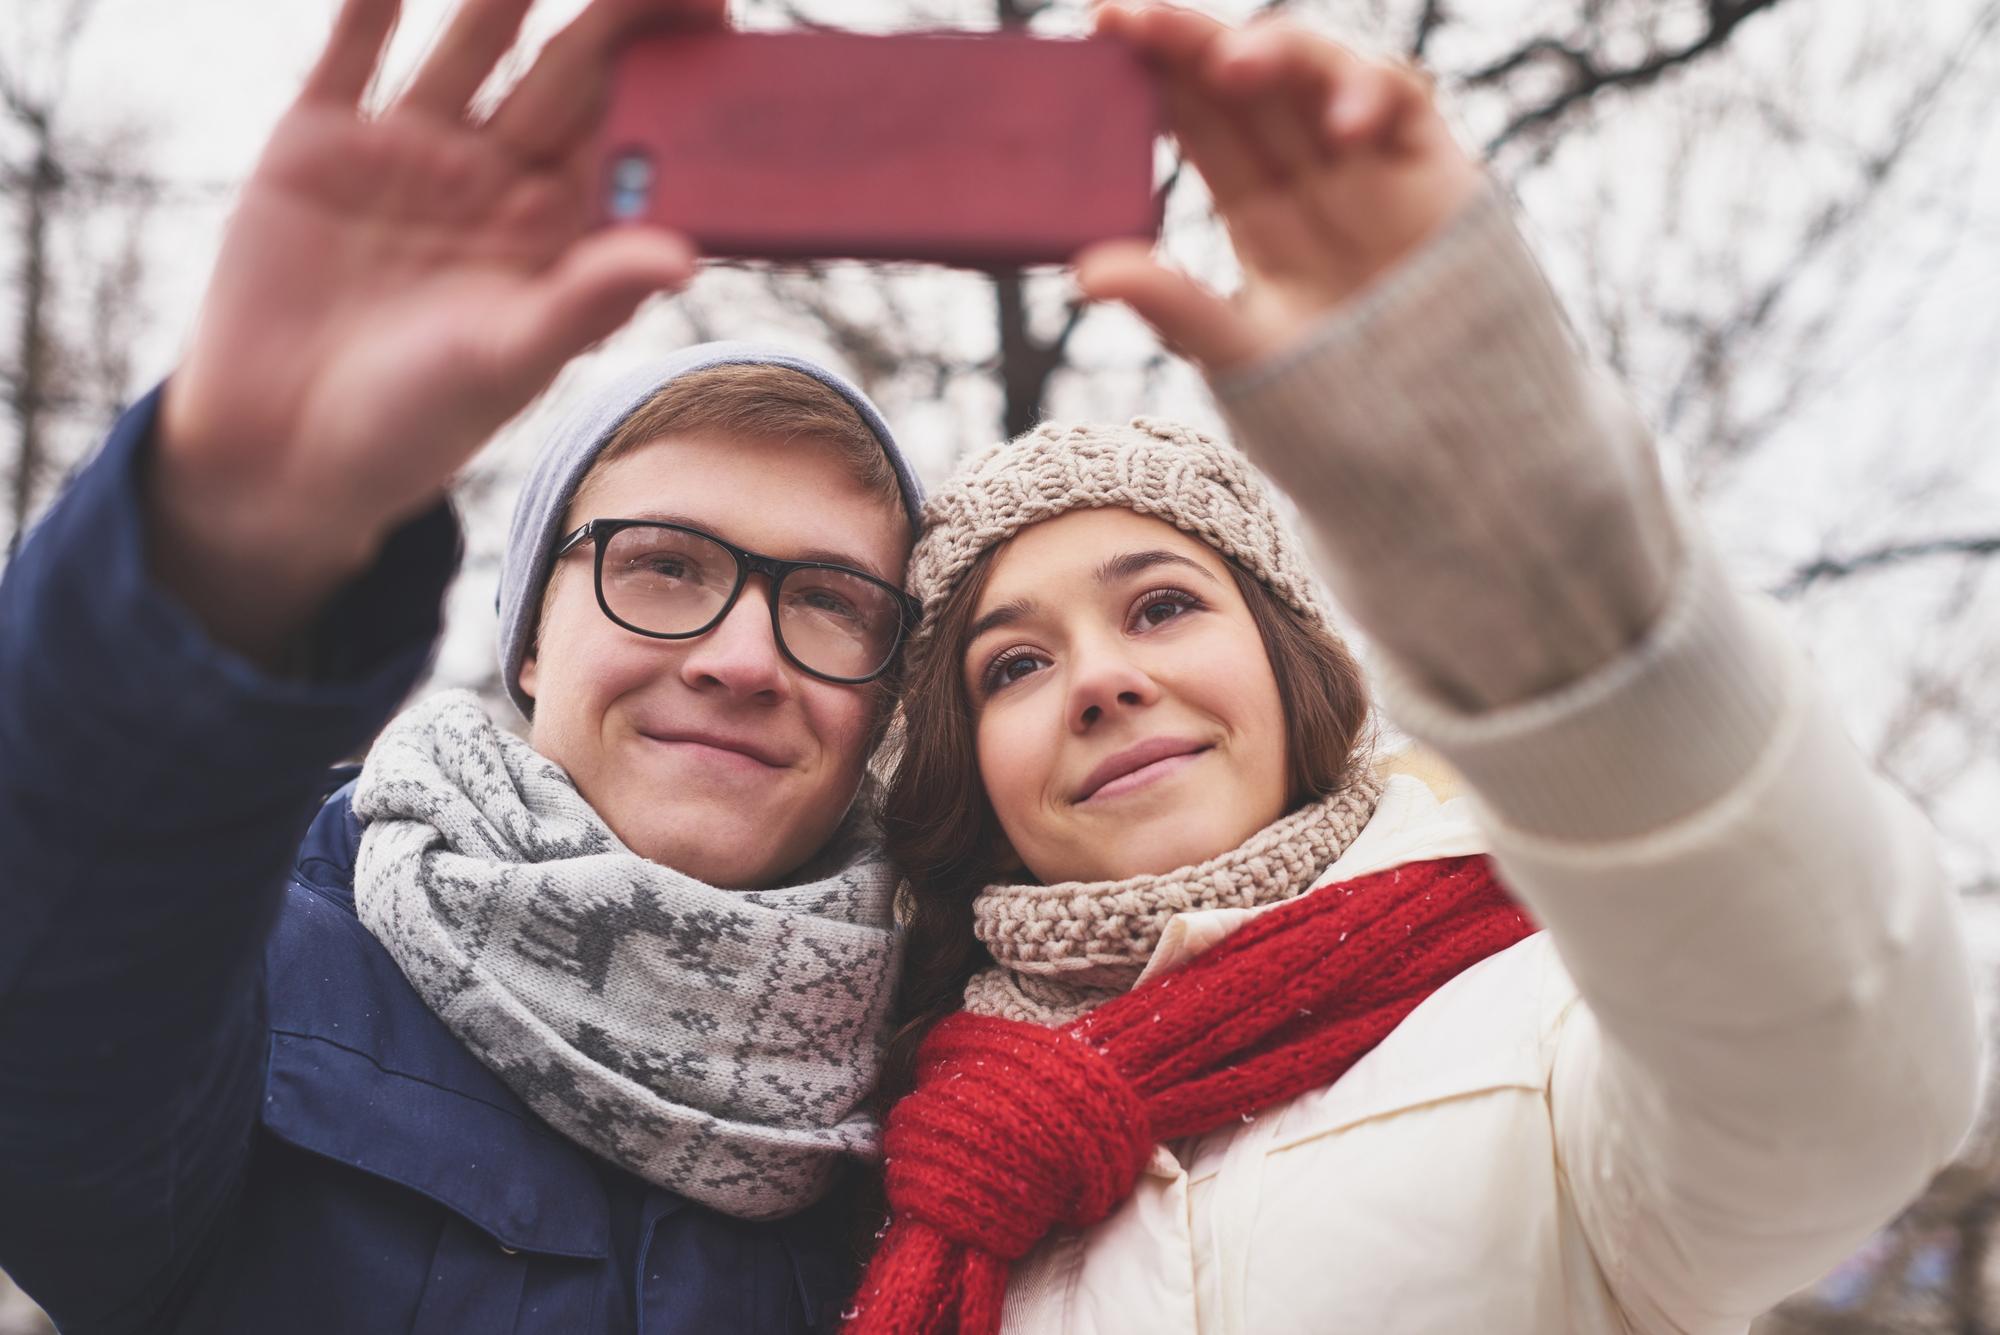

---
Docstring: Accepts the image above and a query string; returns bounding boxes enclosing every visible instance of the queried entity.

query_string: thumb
[1073,239,1260,373]
[497,226,697,385]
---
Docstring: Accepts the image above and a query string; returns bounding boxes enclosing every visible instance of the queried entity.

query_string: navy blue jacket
[0,393,856,1334]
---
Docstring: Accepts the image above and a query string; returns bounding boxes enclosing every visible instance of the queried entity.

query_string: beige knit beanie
[906,417,1334,645]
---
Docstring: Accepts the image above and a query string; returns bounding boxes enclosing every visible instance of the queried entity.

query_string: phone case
[597,29,1162,268]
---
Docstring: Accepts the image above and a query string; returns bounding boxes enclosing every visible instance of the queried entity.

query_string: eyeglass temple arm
[553,522,596,557]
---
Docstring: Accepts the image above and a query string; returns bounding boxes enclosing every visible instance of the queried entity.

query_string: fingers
[395,0,537,120]
[1326,57,1436,153]
[1096,3,1278,207]
[1203,22,1335,178]
[300,0,401,107]
[1211,22,1437,159]
[485,0,728,165]
[492,227,698,384]
[1073,239,1261,372]
[1106,5,1440,172]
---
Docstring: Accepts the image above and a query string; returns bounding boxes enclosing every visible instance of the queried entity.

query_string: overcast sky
[14,0,2000,918]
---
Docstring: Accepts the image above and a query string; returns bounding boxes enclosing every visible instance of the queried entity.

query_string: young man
[0,1,921,1331]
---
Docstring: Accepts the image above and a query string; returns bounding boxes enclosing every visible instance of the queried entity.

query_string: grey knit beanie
[496,341,924,718]
[906,416,1333,647]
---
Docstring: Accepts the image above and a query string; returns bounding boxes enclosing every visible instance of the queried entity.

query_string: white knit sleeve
[1211,178,1982,1329]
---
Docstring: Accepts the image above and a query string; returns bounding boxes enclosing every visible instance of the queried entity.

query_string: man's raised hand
[151,0,715,661]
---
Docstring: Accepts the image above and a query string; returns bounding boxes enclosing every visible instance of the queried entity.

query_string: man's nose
[677,578,790,699]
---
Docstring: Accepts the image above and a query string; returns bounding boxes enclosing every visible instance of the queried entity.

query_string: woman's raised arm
[1078,8,1982,1325]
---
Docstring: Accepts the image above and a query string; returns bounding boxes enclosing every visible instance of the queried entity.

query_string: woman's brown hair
[875,540,1374,1109]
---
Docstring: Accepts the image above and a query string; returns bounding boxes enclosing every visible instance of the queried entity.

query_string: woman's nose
[1066,640,1160,733]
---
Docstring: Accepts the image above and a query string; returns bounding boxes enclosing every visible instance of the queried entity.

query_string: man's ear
[517,653,538,701]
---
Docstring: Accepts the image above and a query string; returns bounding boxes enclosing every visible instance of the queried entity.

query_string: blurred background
[2,0,1996,1329]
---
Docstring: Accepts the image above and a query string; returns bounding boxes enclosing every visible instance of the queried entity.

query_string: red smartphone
[596,29,1162,268]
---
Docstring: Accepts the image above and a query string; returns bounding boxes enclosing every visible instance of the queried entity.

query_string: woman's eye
[982,649,1047,694]
[1131,588,1200,629]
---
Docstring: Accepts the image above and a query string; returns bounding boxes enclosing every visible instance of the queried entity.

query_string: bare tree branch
[1657,0,2000,480]
[1472,0,1793,156]
[0,0,163,559]
[1408,0,1447,60]
[1772,535,2000,600]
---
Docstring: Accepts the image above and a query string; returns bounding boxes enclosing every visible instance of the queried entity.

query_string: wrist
[144,422,395,670]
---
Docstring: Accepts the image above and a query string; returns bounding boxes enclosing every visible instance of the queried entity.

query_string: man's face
[518,431,910,889]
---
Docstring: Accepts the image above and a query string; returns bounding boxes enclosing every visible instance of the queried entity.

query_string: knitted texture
[353,690,902,1221]
[904,417,1334,650]
[845,856,1536,1335]
[964,772,1385,1023]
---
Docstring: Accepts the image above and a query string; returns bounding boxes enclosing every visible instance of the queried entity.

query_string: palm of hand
[173,104,583,518]
[154,0,700,559]
[1217,129,1484,361]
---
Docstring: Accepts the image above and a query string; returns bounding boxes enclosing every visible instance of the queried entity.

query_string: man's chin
[612,804,842,891]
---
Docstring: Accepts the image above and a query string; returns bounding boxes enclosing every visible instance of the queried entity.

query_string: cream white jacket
[996,196,1984,1335]
[999,594,1979,1333]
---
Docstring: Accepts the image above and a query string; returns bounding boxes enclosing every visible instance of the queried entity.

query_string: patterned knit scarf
[845,854,1535,1335]
[352,690,901,1221]
[964,774,1385,1025]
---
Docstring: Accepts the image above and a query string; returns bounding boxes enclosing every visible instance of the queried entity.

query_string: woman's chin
[1040,811,1259,884]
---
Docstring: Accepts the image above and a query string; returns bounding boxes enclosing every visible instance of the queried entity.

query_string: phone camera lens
[607,152,655,220]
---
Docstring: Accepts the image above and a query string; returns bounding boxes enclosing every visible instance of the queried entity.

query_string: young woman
[843,7,1980,1334]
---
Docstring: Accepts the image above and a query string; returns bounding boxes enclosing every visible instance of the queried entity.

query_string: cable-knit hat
[906,417,1331,644]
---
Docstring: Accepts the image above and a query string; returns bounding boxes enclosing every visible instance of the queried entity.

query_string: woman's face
[962,508,1291,884]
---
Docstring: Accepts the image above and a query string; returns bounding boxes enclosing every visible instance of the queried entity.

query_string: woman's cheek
[976,708,1043,831]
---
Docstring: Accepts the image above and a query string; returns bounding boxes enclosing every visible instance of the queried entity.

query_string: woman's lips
[1084,749,1208,802]
[1074,737,1212,803]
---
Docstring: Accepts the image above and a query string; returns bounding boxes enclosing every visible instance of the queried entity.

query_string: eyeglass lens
[597,524,902,680]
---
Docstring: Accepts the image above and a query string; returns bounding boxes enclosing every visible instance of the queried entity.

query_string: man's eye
[795,588,861,620]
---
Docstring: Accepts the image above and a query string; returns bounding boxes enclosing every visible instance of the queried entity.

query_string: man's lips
[1073,737,1212,803]
[638,729,789,769]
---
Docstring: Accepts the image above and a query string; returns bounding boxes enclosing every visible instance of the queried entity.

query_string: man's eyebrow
[1095,549,1222,586]
[614,509,895,584]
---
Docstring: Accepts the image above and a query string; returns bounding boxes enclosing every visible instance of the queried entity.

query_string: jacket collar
[1132,776,1489,989]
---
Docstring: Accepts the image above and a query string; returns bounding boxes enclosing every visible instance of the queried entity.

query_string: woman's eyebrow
[1095,549,1222,585]
[966,598,1040,645]
[966,551,1218,646]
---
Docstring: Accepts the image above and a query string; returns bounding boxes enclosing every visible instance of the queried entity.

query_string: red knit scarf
[844,855,1534,1335]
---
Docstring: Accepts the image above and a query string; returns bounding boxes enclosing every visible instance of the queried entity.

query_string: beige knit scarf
[963,771,1386,1025]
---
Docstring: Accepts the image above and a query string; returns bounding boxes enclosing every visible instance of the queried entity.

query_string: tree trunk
[8,143,56,558]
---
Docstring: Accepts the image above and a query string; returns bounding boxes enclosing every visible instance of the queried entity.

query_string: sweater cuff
[1379,534,1790,844]
[1210,181,1582,509]
[1209,182,1680,711]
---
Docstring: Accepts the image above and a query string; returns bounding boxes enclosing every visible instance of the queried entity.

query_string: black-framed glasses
[554,518,921,685]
